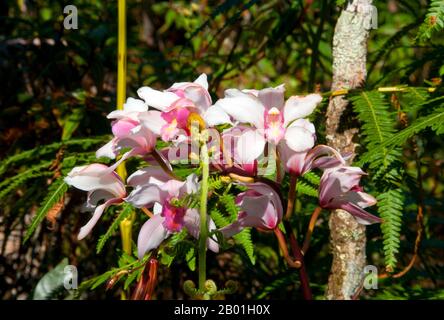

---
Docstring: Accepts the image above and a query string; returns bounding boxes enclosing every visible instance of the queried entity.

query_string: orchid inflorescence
[64,74,381,298]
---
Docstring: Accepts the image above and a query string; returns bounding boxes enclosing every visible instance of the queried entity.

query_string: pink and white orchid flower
[213,85,322,170]
[64,164,126,240]
[137,74,231,142]
[108,97,148,137]
[280,144,350,176]
[210,125,260,176]
[124,171,219,258]
[319,166,381,225]
[220,182,283,238]
[96,97,158,172]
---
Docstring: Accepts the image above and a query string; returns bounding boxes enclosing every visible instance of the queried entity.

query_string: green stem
[198,142,209,292]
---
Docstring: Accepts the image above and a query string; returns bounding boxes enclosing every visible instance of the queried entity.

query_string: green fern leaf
[0,160,53,200]
[296,181,318,198]
[96,204,133,254]
[210,208,230,228]
[351,91,406,270]
[220,194,240,220]
[234,228,256,265]
[301,171,321,186]
[0,136,108,177]
[378,189,405,270]
[23,178,68,243]
[417,0,444,42]
[358,106,444,165]
[351,91,399,169]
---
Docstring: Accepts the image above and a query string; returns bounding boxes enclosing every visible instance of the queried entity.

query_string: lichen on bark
[325,0,374,300]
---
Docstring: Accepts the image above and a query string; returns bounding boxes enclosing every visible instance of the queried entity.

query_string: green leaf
[62,108,84,141]
[378,189,405,270]
[186,247,196,271]
[234,228,256,265]
[358,106,444,165]
[24,178,68,243]
[416,0,444,42]
[0,160,53,200]
[296,181,318,198]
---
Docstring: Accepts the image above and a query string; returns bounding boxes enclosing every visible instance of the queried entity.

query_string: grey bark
[325,0,374,300]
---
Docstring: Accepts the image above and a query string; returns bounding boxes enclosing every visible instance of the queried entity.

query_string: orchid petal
[331,191,377,209]
[203,105,232,126]
[137,87,178,111]
[236,130,266,164]
[127,167,171,187]
[283,94,322,126]
[339,202,381,225]
[215,93,265,128]
[219,221,243,238]
[78,198,123,240]
[123,97,147,112]
[111,119,139,138]
[284,126,315,152]
[246,182,284,221]
[125,184,166,208]
[193,73,209,90]
[137,215,169,259]
[257,84,285,110]
[96,139,117,159]
[183,85,212,111]
[64,164,125,197]
[183,209,219,253]
[138,110,166,135]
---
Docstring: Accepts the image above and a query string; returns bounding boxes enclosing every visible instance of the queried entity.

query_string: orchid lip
[264,107,285,144]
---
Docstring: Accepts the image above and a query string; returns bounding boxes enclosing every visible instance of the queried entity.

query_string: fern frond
[301,171,320,186]
[378,189,405,270]
[400,87,430,114]
[0,160,53,200]
[0,136,108,176]
[210,208,230,228]
[351,91,399,168]
[351,91,407,271]
[208,175,224,191]
[417,0,444,42]
[96,204,133,254]
[210,205,255,264]
[296,181,318,198]
[234,228,255,265]
[23,178,68,243]
[219,194,240,220]
[358,106,444,165]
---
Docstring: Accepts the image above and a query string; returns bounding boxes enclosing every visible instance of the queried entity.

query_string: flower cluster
[65,74,381,259]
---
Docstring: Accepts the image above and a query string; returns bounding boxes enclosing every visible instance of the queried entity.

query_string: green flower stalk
[198,135,210,292]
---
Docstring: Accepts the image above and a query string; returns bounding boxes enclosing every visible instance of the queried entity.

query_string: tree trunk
[325,0,374,300]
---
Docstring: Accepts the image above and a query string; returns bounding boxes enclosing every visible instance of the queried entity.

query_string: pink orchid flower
[220,182,283,238]
[138,74,231,142]
[212,85,322,169]
[210,125,260,176]
[280,144,350,176]
[124,171,219,258]
[96,98,158,171]
[64,164,126,240]
[319,166,381,225]
[108,97,148,137]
